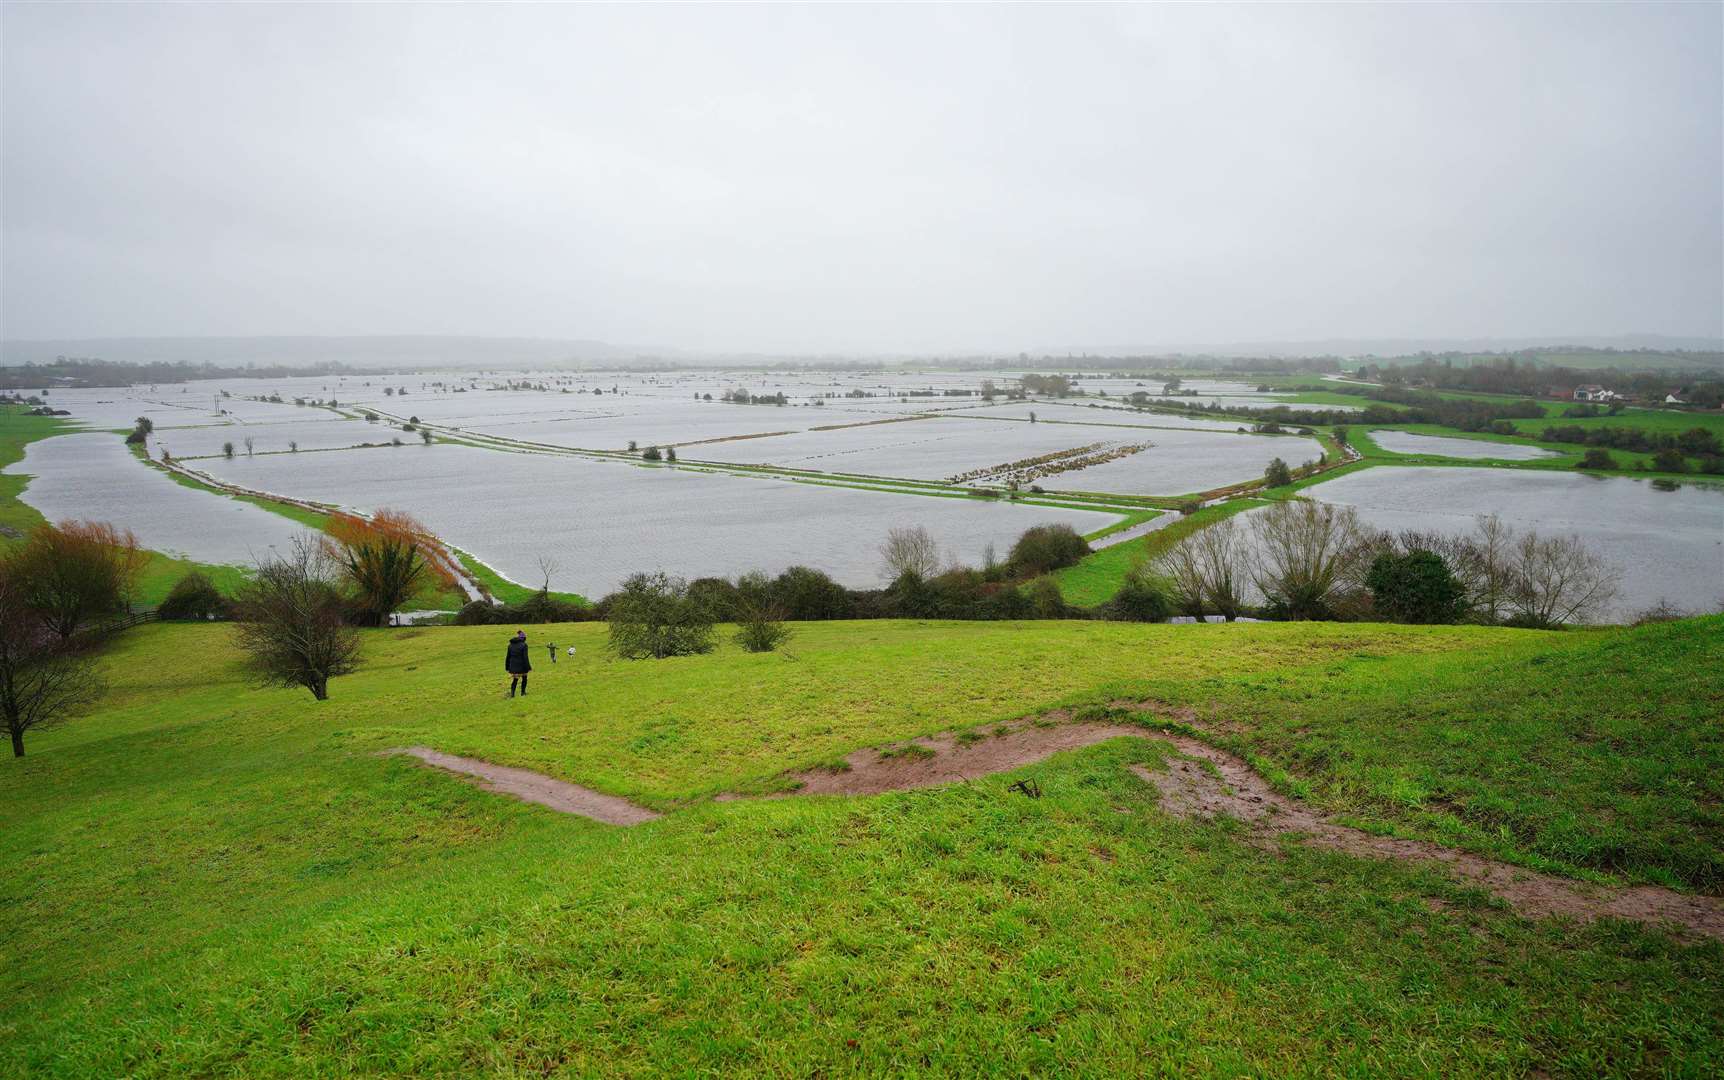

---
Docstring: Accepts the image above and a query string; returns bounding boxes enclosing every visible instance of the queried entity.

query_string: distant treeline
[0,358,375,389]
[1365,357,1724,405]
[1158,385,1546,433]
[1540,424,1723,458]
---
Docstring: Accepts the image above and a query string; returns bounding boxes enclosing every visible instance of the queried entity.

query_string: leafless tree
[244,436,254,457]
[1155,544,1207,618]
[880,526,941,583]
[0,564,106,757]
[1510,532,1621,626]
[1471,514,1518,623]
[232,536,361,701]
[537,554,561,595]
[1250,499,1369,620]
[1158,518,1252,620]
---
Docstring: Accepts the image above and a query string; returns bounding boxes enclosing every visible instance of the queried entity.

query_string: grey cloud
[3,2,1719,353]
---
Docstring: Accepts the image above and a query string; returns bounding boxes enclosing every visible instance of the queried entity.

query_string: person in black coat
[505,630,532,697]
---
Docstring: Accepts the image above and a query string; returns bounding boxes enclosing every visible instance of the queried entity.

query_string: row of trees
[1547,419,1722,456]
[1144,505,1619,627]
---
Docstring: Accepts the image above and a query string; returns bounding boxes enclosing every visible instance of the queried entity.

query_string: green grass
[1051,499,1270,606]
[0,406,79,538]
[3,617,1720,1075]
[453,548,591,606]
[1349,426,1711,482]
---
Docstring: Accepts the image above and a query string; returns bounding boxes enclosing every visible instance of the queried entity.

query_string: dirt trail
[395,747,661,826]
[391,717,1722,940]
[775,719,1144,797]
[1130,734,1724,941]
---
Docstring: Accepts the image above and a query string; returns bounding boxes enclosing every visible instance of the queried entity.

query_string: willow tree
[9,520,144,639]
[323,510,459,627]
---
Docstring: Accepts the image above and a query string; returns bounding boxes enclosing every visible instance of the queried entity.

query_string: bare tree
[244,436,254,457]
[9,521,145,639]
[232,536,361,701]
[1189,516,1251,621]
[0,565,106,757]
[1510,533,1621,627]
[1250,500,1368,620]
[536,554,561,595]
[879,526,941,583]
[1155,542,1207,619]
[1471,514,1518,623]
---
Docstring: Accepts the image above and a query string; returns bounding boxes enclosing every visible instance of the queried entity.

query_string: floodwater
[1300,467,1724,620]
[1369,430,1560,461]
[4,433,305,565]
[191,442,1124,595]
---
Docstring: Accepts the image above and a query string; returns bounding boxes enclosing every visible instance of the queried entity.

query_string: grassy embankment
[3,616,1719,1075]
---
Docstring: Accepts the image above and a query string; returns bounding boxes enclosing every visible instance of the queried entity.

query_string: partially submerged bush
[157,571,230,621]
[607,572,716,659]
[1007,524,1091,575]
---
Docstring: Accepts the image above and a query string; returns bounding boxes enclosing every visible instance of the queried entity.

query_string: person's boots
[508,678,516,698]
[520,677,528,696]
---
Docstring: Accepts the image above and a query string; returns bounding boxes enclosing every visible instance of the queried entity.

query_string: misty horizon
[3,3,1721,352]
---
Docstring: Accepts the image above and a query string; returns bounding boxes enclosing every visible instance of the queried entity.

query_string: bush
[687,577,743,622]
[1106,571,1173,622]
[1651,448,1687,473]
[884,569,940,618]
[157,572,229,620]
[771,566,852,620]
[452,594,593,625]
[733,598,792,653]
[1007,524,1091,575]
[642,446,662,461]
[1579,448,1618,470]
[606,572,716,659]
[1027,576,1066,619]
[1264,457,1293,487]
[1364,549,1466,624]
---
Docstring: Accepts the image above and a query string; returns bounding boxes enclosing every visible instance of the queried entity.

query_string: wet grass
[1051,499,1267,606]
[1,610,1720,1075]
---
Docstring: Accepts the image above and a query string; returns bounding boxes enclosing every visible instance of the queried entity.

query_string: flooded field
[190,442,1121,595]
[27,371,1701,616]
[4,432,303,564]
[1299,467,1724,620]
[1369,430,1561,461]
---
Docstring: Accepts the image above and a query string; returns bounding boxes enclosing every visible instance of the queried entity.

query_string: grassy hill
[2,617,1721,1075]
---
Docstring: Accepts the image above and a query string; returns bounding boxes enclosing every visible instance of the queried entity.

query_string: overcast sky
[3,2,1719,354]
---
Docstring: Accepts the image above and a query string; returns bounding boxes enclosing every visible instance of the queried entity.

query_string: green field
[3,617,1719,1075]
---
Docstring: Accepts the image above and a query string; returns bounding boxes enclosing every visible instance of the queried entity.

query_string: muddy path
[767,718,1145,797]
[393,715,1722,940]
[395,746,662,826]
[1131,734,1724,942]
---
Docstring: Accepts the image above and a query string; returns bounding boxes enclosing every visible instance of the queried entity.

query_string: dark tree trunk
[10,725,23,758]
[310,678,328,701]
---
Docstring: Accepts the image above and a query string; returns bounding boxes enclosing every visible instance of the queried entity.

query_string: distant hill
[0,335,680,369]
[1045,335,1724,363]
